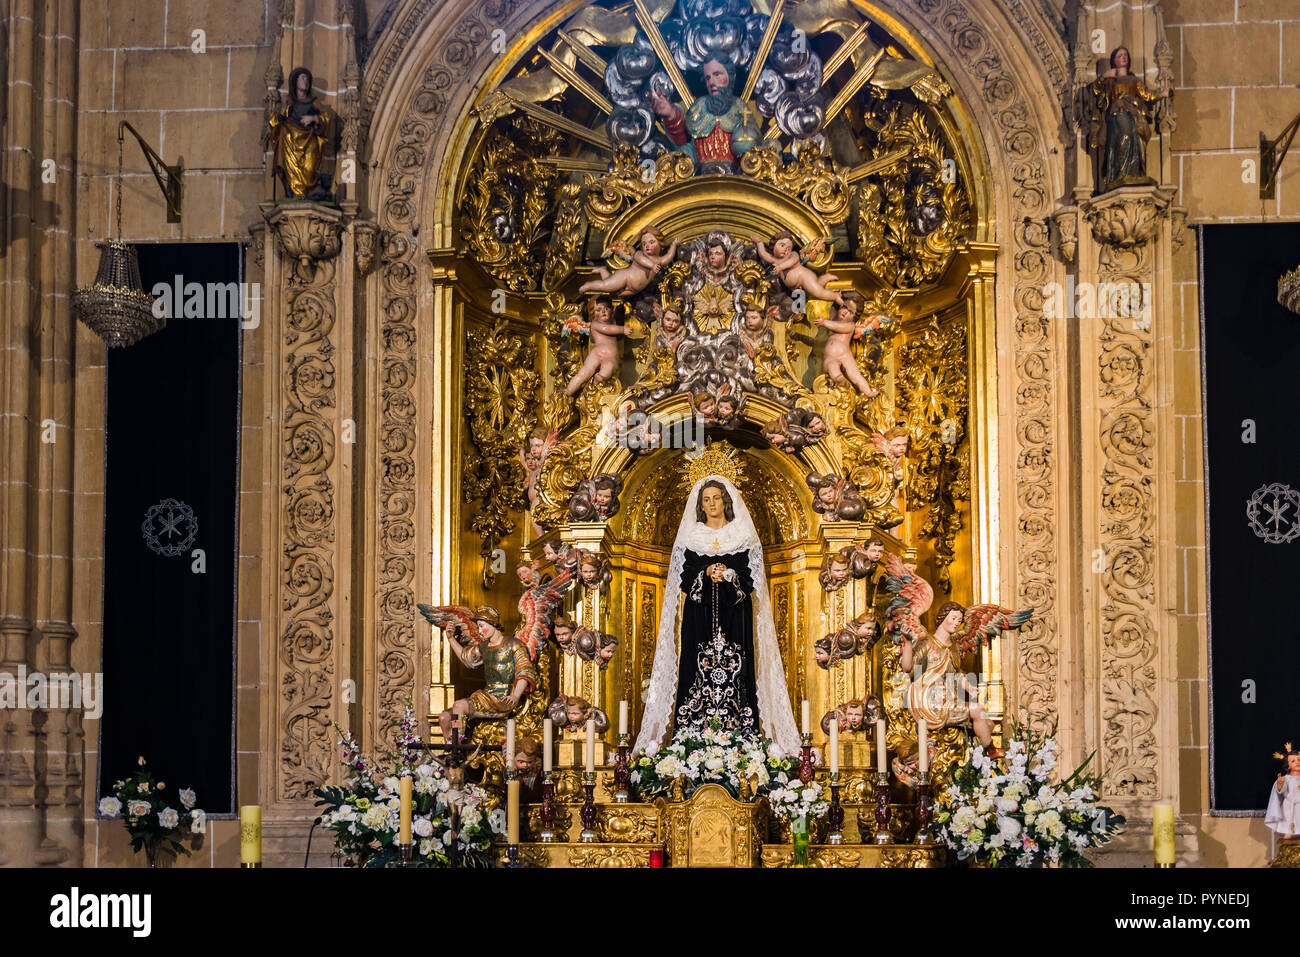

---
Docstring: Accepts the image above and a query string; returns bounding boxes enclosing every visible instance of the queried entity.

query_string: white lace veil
[633,474,802,755]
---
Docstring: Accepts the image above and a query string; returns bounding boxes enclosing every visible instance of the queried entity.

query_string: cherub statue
[1267,743,1300,839]
[547,693,610,735]
[820,695,883,735]
[519,425,558,515]
[815,290,878,396]
[580,227,679,297]
[752,231,843,307]
[762,407,829,454]
[873,426,910,482]
[551,615,578,656]
[417,605,537,740]
[564,296,632,396]
[883,553,1033,757]
[806,472,866,522]
[653,296,689,355]
[513,737,544,798]
[572,627,619,669]
[736,294,773,358]
[818,546,853,593]
[513,559,574,660]
[568,472,624,522]
[575,550,613,592]
[814,613,882,670]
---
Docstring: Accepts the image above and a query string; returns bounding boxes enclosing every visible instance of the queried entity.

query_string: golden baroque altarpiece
[238,0,1191,866]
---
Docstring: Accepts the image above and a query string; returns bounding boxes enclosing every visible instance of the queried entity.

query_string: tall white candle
[543,717,553,774]
[505,718,516,772]
[917,719,929,773]
[585,717,595,773]
[618,700,628,736]
[801,699,810,736]
[875,719,887,773]
[829,718,839,774]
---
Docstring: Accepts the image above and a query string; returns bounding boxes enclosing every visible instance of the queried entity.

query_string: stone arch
[358,0,1070,749]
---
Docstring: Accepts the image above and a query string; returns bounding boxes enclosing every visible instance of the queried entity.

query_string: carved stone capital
[1081,186,1176,249]
[1050,206,1078,264]
[262,201,346,283]
[352,220,382,276]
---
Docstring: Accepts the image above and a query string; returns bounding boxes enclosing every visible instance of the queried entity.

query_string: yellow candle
[618,700,628,736]
[875,719,887,773]
[507,780,521,845]
[917,719,928,773]
[585,717,595,773]
[505,718,516,773]
[399,777,412,844]
[543,717,553,773]
[829,717,839,774]
[240,805,261,865]
[1153,803,1176,866]
[801,699,810,736]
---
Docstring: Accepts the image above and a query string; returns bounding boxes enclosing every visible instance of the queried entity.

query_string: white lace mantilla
[634,474,801,756]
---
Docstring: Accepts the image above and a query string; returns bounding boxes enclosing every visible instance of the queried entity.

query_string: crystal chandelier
[73,131,160,347]
[1280,265,1300,317]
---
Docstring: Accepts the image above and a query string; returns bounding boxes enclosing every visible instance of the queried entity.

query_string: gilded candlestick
[798,732,814,785]
[914,770,933,845]
[827,772,844,845]
[873,771,892,844]
[580,771,597,843]
[614,734,631,803]
[539,772,556,842]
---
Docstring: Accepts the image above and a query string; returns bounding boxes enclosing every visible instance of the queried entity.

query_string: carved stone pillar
[1072,184,1196,863]
[257,200,356,863]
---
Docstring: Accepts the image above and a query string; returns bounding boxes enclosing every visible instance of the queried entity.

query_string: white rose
[98,796,122,818]
[413,816,434,838]
[705,757,724,771]
[995,797,1019,813]
[127,800,151,818]
[178,788,196,810]
[158,807,180,829]
[997,816,1021,840]
[801,787,819,804]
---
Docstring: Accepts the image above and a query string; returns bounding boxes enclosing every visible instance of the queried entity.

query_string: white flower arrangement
[97,759,203,863]
[933,727,1125,868]
[631,720,796,801]
[767,779,829,824]
[314,706,505,868]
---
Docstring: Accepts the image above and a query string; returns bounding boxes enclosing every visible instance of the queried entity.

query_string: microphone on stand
[304,815,323,868]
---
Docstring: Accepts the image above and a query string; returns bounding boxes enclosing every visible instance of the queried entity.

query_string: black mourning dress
[672,547,760,736]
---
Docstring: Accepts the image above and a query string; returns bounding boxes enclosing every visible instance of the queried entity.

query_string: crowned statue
[635,474,802,756]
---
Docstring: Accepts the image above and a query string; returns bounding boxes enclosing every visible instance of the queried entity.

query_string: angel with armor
[579,227,679,297]
[753,231,843,307]
[417,605,538,740]
[883,553,1032,758]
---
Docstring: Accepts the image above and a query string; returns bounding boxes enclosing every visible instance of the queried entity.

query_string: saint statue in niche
[266,66,334,201]
[1087,46,1168,193]
[634,475,800,755]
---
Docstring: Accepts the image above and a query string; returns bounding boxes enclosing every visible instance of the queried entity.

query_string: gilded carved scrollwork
[583,146,695,231]
[894,316,970,593]
[853,106,972,289]
[463,320,542,587]
[740,145,853,226]
[460,116,564,292]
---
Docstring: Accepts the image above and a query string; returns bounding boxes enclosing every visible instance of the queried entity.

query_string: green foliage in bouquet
[933,724,1125,868]
[313,706,504,867]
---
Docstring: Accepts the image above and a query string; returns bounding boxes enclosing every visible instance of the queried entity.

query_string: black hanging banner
[1201,223,1300,814]
[99,243,242,816]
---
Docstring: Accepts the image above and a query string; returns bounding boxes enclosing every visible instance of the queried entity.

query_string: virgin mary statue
[634,475,802,755]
